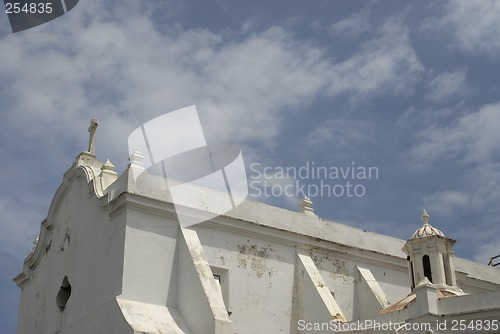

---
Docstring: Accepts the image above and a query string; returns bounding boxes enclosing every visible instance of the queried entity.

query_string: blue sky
[2,0,500,332]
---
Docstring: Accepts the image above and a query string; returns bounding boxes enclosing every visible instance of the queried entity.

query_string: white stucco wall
[193,218,414,333]
[15,163,128,334]
[120,207,180,306]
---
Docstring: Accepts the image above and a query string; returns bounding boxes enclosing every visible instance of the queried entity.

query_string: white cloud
[442,0,500,55]
[413,105,500,261]
[475,235,500,263]
[397,104,462,129]
[411,102,500,166]
[196,27,333,144]
[422,190,470,214]
[306,119,375,152]
[465,163,500,209]
[426,68,467,102]
[0,198,41,262]
[0,7,334,166]
[0,9,424,157]
[330,11,370,37]
[329,19,424,102]
[413,104,500,238]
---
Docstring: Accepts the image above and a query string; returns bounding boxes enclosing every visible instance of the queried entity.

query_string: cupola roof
[411,209,445,239]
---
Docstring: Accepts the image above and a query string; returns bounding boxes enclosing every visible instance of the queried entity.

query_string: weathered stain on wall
[237,242,276,278]
[310,252,349,276]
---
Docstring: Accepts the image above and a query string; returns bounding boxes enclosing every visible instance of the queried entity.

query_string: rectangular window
[211,266,229,311]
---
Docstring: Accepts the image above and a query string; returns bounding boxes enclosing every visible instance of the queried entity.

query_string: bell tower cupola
[402,210,459,292]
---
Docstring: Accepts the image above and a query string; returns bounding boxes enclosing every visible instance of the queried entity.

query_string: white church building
[14,121,500,334]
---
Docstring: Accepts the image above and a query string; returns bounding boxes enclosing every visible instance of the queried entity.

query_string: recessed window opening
[410,261,415,290]
[443,254,452,286]
[56,276,72,311]
[423,255,433,283]
[211,267,229,312]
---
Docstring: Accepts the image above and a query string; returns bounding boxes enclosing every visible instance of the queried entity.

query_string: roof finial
[128,149,145,182]
[299,196,318,218]
[421,209,430,225]
[88,118,99,155]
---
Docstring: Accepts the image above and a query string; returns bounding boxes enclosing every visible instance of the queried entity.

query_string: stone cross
[88,118,99,154]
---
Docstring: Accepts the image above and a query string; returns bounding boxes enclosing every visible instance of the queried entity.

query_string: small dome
[411,210,445,239]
